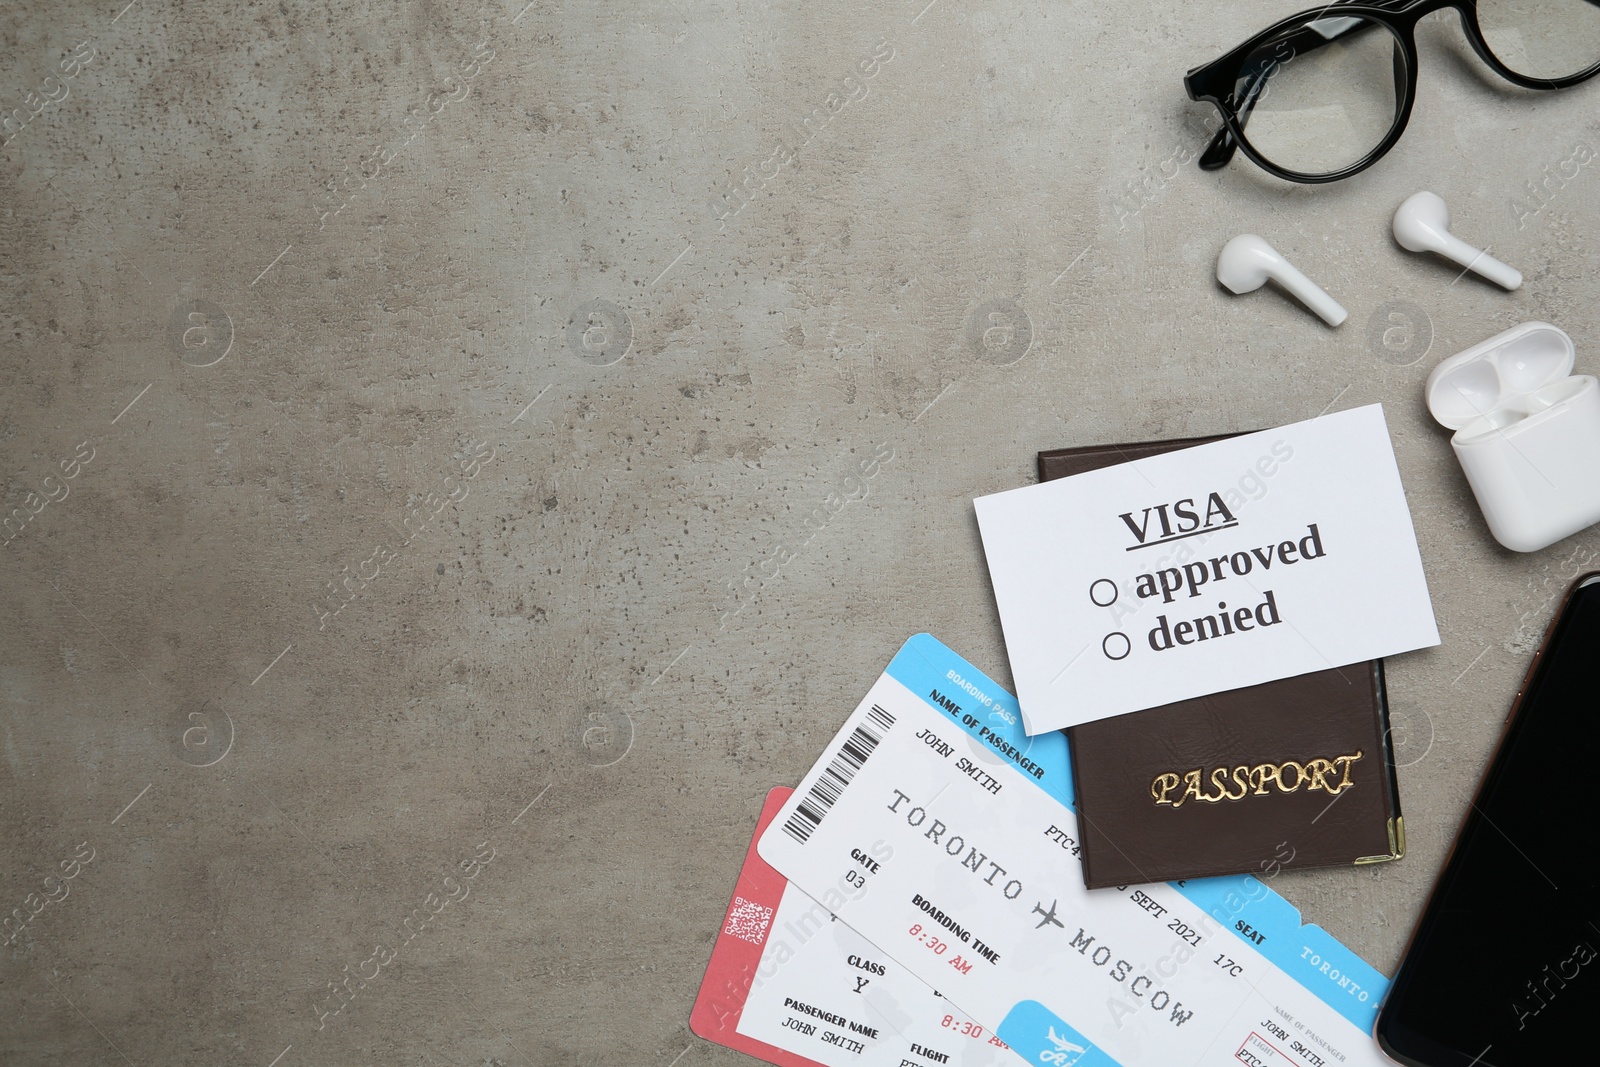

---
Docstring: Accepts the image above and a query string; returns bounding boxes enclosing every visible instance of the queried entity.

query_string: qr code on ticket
[723,896,773,945]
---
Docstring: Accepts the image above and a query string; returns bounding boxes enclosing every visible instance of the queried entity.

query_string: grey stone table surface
[2,0,1595,1063]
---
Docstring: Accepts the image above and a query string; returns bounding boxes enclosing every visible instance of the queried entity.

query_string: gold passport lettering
[1150,752,1362,808]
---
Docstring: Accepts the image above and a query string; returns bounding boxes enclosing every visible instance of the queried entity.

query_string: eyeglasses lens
[1477,0,1600,80]
[1231,16,1405,177]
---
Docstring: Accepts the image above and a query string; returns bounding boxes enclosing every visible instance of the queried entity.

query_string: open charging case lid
[1425,322,1582,442]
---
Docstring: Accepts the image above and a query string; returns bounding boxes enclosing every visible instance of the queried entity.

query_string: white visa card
[973,404,1439,731]
[758,635,1393,1067]
[691,788,1022,1067]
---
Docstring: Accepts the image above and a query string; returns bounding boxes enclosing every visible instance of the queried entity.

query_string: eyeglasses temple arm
[1199,119,1239,171]
[1198,46,1280,170]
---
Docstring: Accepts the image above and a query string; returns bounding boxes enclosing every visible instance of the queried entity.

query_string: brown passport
[1040,435,1405,888]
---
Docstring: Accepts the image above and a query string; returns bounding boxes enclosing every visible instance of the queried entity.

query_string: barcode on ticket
[782,704,896,844]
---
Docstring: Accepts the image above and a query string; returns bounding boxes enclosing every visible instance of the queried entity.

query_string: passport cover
[1040,435,1405,888]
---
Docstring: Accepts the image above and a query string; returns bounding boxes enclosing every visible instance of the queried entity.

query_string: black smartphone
[1376,573,1600,1066]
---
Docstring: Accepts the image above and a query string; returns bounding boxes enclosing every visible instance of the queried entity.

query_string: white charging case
[1426,321,1600,553]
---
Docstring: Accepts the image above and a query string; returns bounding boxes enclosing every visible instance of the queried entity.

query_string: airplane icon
[1032,899,1064,929]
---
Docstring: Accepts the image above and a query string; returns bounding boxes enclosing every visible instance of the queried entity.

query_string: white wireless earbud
[1216,234,1348,327]
[1392,191,1522,290]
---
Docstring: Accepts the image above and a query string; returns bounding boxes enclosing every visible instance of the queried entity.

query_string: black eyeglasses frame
[1184,0,1600,184]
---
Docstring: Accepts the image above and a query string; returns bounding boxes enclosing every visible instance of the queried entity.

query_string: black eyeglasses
[1185,0,1600,183]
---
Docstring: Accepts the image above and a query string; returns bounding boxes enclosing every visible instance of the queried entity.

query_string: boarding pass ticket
[758,634,1390,1067]
[691,787,1020,1067]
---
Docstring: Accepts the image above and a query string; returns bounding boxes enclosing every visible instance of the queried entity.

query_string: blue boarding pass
[758,634,1389,1067]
